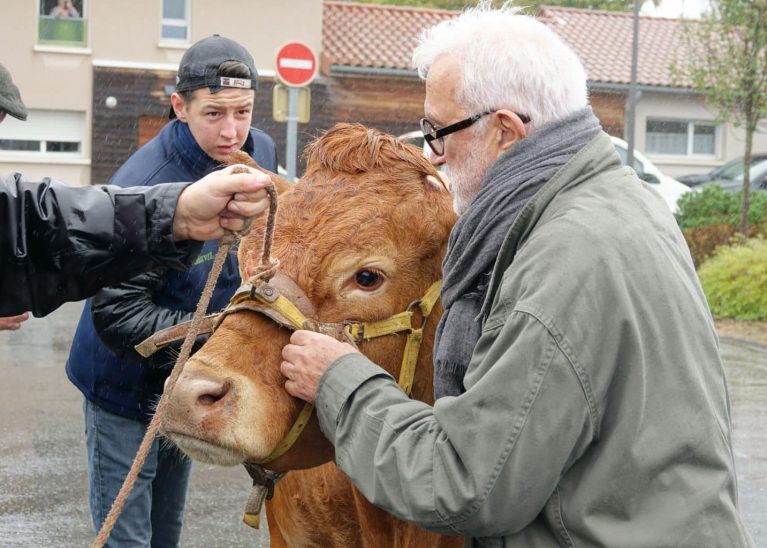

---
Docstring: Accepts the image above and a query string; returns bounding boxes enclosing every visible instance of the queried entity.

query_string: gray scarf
[434,107,602,398]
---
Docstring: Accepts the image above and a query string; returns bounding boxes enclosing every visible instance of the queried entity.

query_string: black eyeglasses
[419,110,531,156]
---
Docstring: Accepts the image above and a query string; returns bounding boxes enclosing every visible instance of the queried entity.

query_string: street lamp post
[626,0,641,167]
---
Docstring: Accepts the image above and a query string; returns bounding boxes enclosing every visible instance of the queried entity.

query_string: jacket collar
[479,131,621,321]
[171,120,255,175]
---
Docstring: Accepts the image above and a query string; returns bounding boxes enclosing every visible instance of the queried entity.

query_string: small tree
[678,0,767,235]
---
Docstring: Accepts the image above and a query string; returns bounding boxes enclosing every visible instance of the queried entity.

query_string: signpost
[272,84,310,124]
[275,42,318,181]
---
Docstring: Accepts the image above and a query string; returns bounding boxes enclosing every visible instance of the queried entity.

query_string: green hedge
[675,185,767,266]
[676,185,767,229]
[698,237,767,320]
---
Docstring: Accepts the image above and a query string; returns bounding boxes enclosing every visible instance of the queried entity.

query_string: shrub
[676,186,767,265]
[698,237,767,320]
[683,224,739,267]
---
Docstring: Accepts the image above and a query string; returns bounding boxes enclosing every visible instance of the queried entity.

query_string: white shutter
[0,109,85,142]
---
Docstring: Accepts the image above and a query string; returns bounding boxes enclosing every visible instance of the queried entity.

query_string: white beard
[445,140,495,215]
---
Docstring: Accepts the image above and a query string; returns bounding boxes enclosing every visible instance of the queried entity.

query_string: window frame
[37,0,88,48]
[645,118,720,159]
[0,139,81,155]
[160,0,192,44]
[0,109,85,160]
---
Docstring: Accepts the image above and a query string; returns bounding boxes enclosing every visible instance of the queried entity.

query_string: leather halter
[136,272,442,529]
[135,273,442,462]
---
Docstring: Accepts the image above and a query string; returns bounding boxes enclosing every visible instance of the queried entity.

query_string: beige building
[0,0,322,186]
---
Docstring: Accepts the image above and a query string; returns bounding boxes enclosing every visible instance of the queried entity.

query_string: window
[38,0,87,47]
[0,110,85,157]
[161,0,190,42]
[646,119,719,157]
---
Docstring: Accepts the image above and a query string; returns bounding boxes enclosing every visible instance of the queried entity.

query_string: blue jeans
[84,399,192,547]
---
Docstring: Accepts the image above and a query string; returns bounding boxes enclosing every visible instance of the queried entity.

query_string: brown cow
[160,124,461,547]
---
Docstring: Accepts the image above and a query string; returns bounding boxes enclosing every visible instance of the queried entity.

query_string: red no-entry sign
[275,42,318,87]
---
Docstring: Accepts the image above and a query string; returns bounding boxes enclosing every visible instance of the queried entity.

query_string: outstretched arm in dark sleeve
[0,173,198,317]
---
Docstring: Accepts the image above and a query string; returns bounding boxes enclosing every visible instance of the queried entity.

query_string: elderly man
[279,3,754,546]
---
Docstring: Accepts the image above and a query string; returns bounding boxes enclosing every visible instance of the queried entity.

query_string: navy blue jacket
[66,120,277,421]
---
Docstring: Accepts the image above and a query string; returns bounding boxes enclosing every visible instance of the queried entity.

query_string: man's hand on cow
[0,312,30,331]
[172,164,272,241]
[281,331,359,403]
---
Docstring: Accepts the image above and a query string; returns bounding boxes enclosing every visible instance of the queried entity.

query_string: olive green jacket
[315,132,754,547]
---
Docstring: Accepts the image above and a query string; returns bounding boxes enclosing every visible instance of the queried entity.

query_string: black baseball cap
[169,34,258,119]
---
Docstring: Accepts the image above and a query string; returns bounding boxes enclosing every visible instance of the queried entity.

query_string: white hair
[412,1,589,131]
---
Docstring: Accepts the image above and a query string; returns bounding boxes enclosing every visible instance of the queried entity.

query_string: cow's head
[161,123,456,470]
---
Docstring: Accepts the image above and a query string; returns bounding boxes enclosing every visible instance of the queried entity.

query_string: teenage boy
[66,35,277,546]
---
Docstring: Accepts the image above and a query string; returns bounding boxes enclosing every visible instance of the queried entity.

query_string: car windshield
[713,157,767,181]
[712,158,745,180]
[734,159,767,183]
[612,145,646,178]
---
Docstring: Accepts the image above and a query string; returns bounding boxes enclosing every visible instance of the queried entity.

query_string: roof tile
[323,1,456,72]
[539,6,692,87]
[322,2,693,87]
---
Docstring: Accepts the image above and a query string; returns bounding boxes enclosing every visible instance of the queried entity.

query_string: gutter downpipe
[589,82,693,94]
[626,0,641,167]
[329,64,419,78]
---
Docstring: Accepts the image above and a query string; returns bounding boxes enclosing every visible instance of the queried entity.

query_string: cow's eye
[354,269,384,290]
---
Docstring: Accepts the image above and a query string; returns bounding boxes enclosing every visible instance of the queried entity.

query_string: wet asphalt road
[0,302,765,547]
[0,303,268,548]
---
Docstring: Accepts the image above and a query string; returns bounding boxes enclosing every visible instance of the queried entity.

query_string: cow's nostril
[198,394,218,406]
[196,381,231,407]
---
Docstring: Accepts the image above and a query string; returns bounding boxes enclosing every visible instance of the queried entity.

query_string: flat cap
[0,64,28,121]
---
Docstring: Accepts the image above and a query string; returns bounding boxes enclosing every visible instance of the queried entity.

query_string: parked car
[398,131,690,212]
[610,136,691,213]
[398,130,430,156]
[677,154,767,193]
[397,130,444,176]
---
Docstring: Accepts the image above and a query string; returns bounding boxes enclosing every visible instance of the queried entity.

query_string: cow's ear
[227,150,292,196]
[227,150,259,169]
[268,171,293,195]
[238,243,261,281]
[225,152,292,280]
[236,182,287,281]
[238,224,276,280]
[425,172,450,193]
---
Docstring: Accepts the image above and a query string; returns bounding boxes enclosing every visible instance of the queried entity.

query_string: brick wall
[91,67,174,184]
[590,90,626,137]
[91,67,427,183]
[92,67,627,182]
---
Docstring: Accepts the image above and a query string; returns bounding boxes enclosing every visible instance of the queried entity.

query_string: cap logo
[219,77,251,89]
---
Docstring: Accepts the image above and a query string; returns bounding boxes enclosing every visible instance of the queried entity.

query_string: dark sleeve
[0,173,202,317]
[90,270,202,364]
